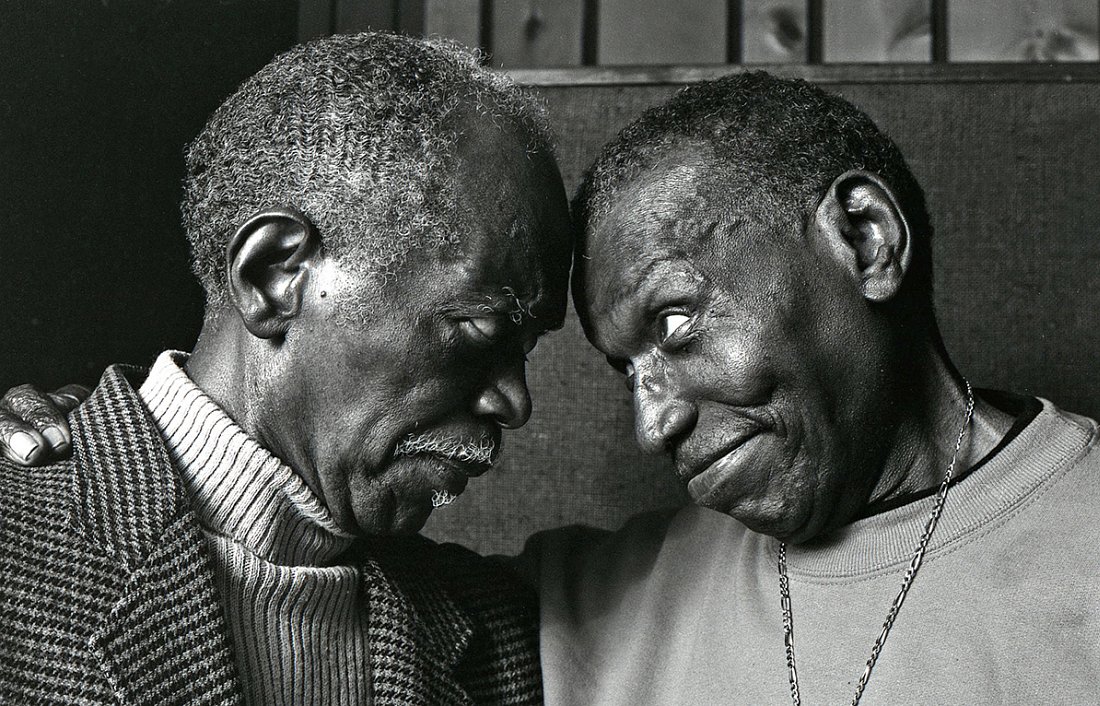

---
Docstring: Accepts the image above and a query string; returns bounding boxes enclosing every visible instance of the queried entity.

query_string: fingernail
[42,427,68,450]
[9,432,39,462]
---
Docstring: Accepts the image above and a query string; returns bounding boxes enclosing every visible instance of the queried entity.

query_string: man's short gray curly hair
[182,31,553,307]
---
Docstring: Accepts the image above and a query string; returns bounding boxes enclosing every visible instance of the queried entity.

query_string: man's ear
[226,207,320,339]
[812,170,912,303]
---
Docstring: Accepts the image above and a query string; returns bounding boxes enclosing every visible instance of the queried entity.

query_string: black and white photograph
[1,1,1098,703]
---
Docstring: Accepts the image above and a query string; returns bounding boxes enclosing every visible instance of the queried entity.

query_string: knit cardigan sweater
[0,364,542,705]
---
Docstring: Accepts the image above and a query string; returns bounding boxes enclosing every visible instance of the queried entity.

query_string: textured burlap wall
[423,76,1100,555]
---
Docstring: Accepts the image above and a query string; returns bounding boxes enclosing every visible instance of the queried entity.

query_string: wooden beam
[931,0,948,62]
[334,0,395,33]
[507,63,1100,87]
[726,0,741,63]
[581,0,599,65]
[396,0,424,36]
[806,0,823,63]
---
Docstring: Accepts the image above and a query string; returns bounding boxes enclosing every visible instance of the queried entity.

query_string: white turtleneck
[139,351,371,705]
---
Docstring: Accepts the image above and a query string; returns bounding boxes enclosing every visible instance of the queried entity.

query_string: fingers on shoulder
[0,384,73,463]
[50,384,92,412]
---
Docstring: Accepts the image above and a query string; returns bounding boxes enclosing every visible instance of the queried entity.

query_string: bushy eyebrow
[461,289,564,336]
[610,257,704,317]
[593,252,681,316]
[591,259,707,358]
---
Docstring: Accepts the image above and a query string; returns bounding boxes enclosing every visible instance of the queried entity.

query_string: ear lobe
[813,170,912,303]
[226,207,320,339]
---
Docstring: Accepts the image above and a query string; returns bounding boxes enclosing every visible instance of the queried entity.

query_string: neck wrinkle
[140,350,354,567]
[186,310,254,432]
[864,343,1005,511]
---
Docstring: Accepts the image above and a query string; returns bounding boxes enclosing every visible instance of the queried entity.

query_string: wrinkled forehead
[587,143,727,252]
[579,145,723,300]
[443,118,572,320]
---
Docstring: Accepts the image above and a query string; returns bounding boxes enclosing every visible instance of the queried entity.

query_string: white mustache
[393,431,496,466]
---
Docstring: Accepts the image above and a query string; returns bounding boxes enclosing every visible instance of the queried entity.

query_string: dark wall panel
[0,1,298,389]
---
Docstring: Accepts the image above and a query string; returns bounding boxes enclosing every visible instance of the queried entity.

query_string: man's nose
[633,369,696,455]
[472,358,532,429]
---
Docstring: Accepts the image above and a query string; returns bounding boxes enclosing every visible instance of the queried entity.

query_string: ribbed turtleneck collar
[138,350,355,566]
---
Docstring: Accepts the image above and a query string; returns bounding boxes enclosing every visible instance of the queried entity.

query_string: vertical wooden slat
[806,0,823,63]
[742,0,808,63]
[727,0,743,63]
[424,0,481,48]
[582,0,600,65]
[930,0,947,62]
[335,0,396,33]
[299,0,335,41]
[396,0,425,35]
[823,0,930,62]
[598,0,726,65]
[492,0,585,68]
[480,0,495,59]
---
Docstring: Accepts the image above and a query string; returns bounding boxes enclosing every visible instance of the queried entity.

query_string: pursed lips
[415,452,496,496]
[678,425,764,495]
[430,453,494,478]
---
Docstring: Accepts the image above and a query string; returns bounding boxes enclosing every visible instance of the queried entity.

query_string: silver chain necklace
[778,380,974,706]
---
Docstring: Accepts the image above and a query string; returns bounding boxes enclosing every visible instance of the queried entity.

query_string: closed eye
[460,317,505,346]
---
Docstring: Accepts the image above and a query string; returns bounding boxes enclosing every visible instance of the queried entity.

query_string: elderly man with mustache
[0,31,570,705]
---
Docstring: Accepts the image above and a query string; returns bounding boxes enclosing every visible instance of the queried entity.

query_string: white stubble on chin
[431,489,458,508]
